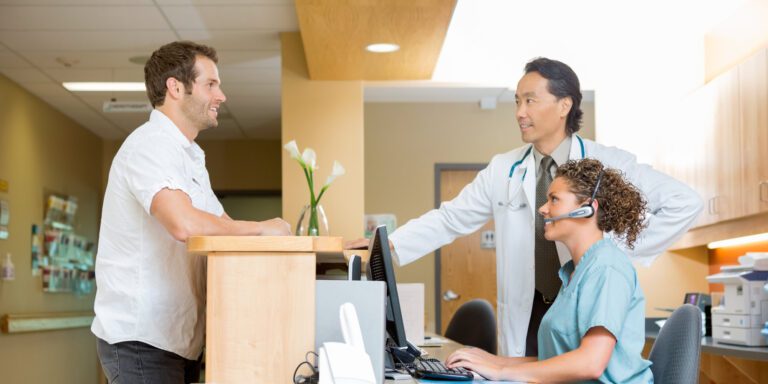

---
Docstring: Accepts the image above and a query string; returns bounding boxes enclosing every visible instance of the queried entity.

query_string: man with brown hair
[92,41,291,383]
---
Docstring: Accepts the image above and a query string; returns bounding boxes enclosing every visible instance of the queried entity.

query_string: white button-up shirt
[92,110,224,360]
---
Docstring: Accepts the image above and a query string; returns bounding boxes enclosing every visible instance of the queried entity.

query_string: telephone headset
[543,168,605,223]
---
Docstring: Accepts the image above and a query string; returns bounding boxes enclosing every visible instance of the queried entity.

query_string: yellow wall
[198,140,282,192]
[0,74,102,383]
[705,0,768,81]
[102,139,282,193]
[281,32,365,238]
[636,247,710,318]
[364,101,594,331]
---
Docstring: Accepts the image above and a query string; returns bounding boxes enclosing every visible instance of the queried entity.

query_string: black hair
[524,57,583,135]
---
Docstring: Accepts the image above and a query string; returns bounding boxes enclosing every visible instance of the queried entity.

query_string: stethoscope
[498,135,586,209]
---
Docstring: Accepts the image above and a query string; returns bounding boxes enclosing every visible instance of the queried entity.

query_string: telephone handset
[318,303,377,384]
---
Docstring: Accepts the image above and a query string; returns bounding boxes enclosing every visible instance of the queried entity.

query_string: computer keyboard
[411,357,474,381]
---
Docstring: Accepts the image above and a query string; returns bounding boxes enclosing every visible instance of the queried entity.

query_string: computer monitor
[366,225,420,365]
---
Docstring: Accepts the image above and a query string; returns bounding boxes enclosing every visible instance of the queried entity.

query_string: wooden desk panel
[190,236,343,383]
[206,251,316,383]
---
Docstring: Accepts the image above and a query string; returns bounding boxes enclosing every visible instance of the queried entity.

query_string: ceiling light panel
[63,82,146,91]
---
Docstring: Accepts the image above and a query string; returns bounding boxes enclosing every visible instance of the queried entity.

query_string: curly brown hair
[555,158,647,249]
[144,41,218,108]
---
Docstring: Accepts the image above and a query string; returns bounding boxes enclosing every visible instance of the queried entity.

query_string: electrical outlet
[480,230,495,249]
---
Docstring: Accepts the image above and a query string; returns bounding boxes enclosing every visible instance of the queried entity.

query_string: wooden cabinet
[710,69,744,223]
[656,48,768,229]
[739,49,768,216]
[665,85,718,227]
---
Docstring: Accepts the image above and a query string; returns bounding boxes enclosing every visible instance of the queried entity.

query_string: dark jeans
[525,290,556,357]
[96,338,202,384]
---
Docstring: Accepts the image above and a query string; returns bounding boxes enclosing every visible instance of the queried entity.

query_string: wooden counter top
[187,235,342,254]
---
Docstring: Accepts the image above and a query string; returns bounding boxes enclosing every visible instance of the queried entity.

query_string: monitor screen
[366,225,409,349]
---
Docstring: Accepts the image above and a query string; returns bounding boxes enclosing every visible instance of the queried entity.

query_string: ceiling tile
[0,30,177,51]
[222,82,280,96]
[217,50,281,68]
[225,97,279,112]
[0,67,49,83]
[42,68,144,82]
[20,51,150,69]
[161,4,297,30]
[22,81,72,97]
[42,68,112,82]
[176,30,280,51]
[0,1,291,141]
[219,66,280,83]
[0,6,167,30]
[0,0,152,4]
[0,50,30,68]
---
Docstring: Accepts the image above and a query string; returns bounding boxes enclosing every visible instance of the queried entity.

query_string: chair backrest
[648,304,702,384]
[444,299,497,354]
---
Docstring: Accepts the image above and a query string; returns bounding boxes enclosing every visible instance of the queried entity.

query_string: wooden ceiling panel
[295,0,457,80]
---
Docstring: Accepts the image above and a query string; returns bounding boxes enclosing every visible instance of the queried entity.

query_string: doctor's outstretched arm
[389,160,497,266]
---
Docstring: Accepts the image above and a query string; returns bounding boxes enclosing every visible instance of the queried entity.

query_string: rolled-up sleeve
[576,266,633,339]
[124,135,193,215]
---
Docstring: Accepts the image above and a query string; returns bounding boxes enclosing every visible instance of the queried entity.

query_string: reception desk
[188,236,344,383]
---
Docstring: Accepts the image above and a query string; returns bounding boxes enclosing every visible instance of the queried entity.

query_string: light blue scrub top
[537,239,654,383]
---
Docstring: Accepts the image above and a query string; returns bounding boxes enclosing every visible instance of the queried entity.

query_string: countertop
[646,317,768,361]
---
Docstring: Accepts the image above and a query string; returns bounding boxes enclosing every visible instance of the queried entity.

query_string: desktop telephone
[318,303,376,384]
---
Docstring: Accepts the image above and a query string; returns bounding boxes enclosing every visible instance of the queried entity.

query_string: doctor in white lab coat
[386,58,703,357]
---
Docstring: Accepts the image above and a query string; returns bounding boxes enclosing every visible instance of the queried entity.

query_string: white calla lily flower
[302,148,317,170]
[324,161,346,187]
[283,140,300,160]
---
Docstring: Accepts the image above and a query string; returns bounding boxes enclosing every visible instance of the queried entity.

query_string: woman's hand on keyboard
[444,347,505,381]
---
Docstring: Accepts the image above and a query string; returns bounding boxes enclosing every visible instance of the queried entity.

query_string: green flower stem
[316,185,329,203]
[302,165,320,236]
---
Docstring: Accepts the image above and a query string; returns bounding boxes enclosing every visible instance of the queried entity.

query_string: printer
[706,253,768,347]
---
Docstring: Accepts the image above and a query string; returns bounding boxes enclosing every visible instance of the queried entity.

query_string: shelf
[1,311,94,334]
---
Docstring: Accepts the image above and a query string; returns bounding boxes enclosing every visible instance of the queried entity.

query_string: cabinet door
[710,69,745,222]
[739,49,768,215]
[688,85,720,227]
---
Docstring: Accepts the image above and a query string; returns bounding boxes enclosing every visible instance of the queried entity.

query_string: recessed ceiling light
[63,82,146,92]
[365,43,400,53]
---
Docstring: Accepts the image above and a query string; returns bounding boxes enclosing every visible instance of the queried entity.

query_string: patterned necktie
[535,156,562,301]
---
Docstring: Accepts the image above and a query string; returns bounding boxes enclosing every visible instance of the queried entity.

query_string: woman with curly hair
[447,158,654,383]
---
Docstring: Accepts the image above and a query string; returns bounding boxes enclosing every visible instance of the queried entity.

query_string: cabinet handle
[708,197,720,215]
[760,181,768,203]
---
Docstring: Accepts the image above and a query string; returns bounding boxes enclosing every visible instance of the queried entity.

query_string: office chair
[648,304,702,384]
[444,299,497,354]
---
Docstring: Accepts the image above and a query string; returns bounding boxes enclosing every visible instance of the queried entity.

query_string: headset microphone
[543,205,595,223]
[542,169,605,224]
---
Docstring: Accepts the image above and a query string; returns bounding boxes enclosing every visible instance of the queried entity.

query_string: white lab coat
[390,134,703,357]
